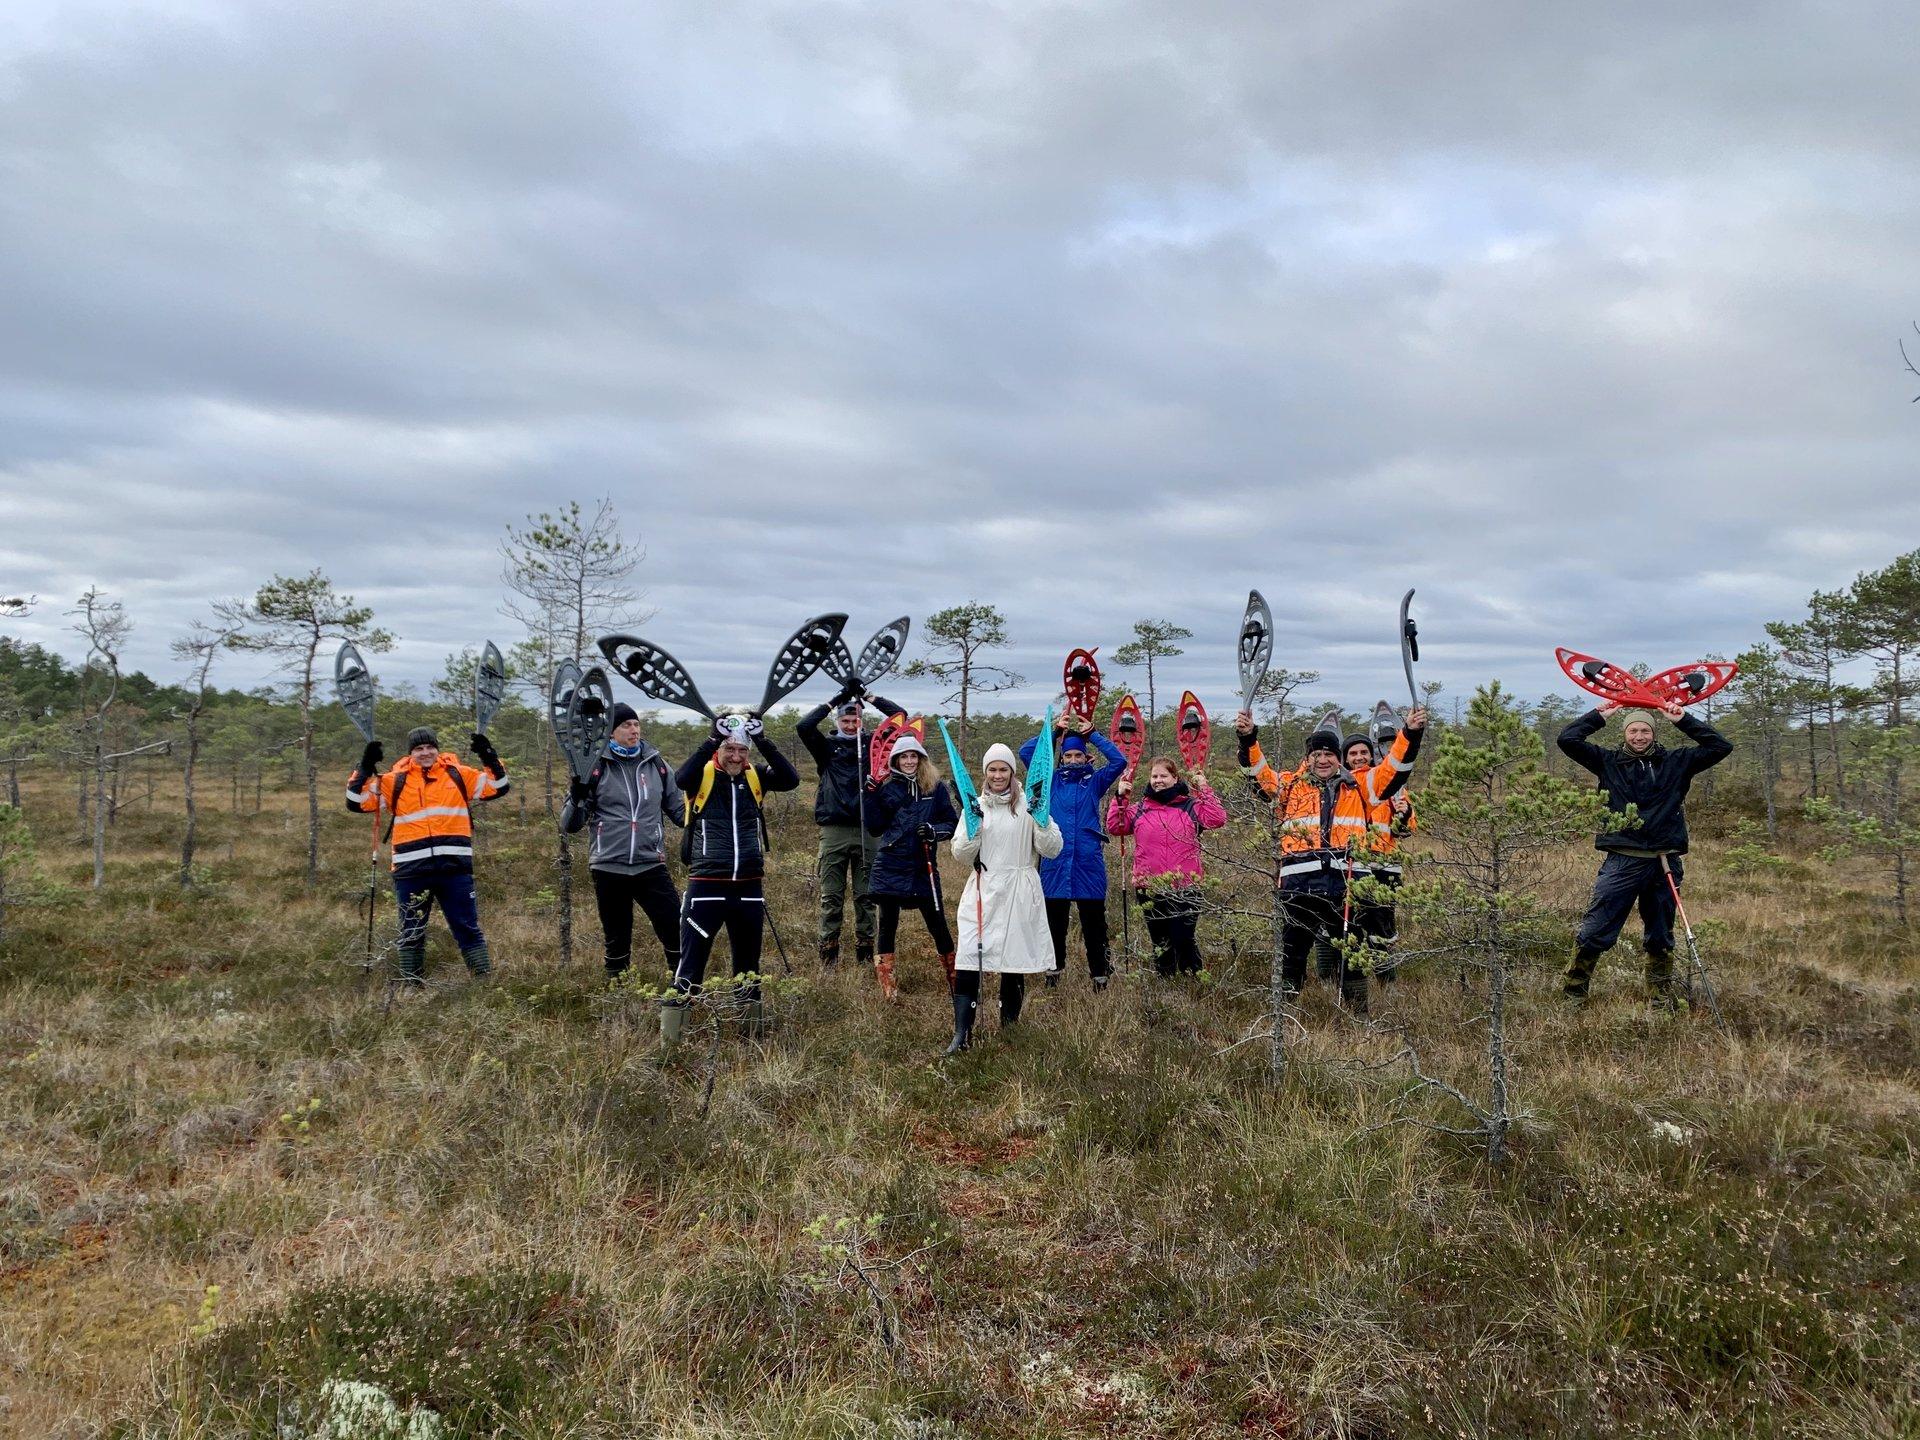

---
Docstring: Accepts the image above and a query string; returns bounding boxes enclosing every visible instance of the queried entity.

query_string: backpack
[680,761,769,864]
[382,760,470,844]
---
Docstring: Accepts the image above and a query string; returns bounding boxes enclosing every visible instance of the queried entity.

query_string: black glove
[834,681,859,706]
[358,740,383,775]
[916,822,938,842]
[744,715,765,738]
[568,776,591,804]
[469,732,504,777]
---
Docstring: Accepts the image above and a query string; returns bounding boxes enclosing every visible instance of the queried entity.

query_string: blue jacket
[864,776,959,900]
[1018,729,1127,899]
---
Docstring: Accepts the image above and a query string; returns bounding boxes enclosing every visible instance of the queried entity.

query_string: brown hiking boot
[875,953,899,1002]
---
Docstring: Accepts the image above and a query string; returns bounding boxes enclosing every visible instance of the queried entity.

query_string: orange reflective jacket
[1242,729,1412,884]
[346,754,507,873]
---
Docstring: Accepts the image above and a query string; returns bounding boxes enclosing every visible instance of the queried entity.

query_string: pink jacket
[1105,781,1227,888]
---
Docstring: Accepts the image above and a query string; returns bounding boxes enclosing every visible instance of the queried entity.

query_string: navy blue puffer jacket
[864,775,959,900]
[1018,729,1127,899]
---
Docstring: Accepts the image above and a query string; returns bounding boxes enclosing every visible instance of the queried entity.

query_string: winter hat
[405,726,438,751]
[888,735,929,765]
[1343,734,1376,762]
[1305,728,1342,756]
[1060,733,1088,754]
[609,702,639,728]
[982,742,1020,773]
[837,698,863,717]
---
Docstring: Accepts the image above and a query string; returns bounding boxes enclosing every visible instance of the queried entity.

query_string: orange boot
[938,951,956,993]
[875,953,899,1001]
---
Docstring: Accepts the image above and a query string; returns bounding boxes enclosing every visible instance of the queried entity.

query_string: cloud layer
[3,0,1915,716]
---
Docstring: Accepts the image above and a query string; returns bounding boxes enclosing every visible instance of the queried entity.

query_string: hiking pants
[1278,884,1367,1008]
[1046,897,1111,978]
[1575,852,1681,955]
[394,870,484,955]
[591,865,681,976]
[1139,889,1203,977]
[816,824,876,947]
[676,878,765,992]
[875,896,953,955]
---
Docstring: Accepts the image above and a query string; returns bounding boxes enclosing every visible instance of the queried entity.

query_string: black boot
[854,940,874,968]
[943,992,976,1057]
[819,938,840,968]
[1563,945,1602,1001]
[1000,975,1027,1028]
[460,943,492,978]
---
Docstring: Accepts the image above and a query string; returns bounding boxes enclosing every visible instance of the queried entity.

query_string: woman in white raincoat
[946,741,1064,1055]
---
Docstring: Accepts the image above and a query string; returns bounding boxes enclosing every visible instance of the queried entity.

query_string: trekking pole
[1660,854,1726,1033]
[762,891,794,975]
[363,775,383,973]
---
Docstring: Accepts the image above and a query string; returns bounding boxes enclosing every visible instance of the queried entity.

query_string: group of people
[338,673,1734,1055]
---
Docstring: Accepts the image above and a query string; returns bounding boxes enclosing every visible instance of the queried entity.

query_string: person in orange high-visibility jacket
[1344,731,1418,986]
[1234,706,1425,1014]
[346,724,510,983]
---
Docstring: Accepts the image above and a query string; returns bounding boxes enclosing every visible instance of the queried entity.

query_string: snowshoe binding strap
[1110,694,1145,779]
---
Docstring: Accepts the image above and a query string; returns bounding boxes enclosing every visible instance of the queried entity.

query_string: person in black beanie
[560,701,687,981]
[795,683,905,967]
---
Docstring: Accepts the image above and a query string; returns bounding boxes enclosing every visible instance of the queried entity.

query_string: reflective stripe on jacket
[346,755,506,874]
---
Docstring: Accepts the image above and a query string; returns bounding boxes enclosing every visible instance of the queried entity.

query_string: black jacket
[864,774,959,900]
[673,734,801,880]
[795,692,904,826]
[1556,709,1732,855]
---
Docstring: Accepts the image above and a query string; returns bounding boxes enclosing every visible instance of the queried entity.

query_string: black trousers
[1279,885,1367,1007]
[874,895,953,954]
[1045,897,1111,978]
[675,878,765,993]
[591,866,681,975]
[1576,852,1681,954]
[1139,889,1202,976]
[954,967,1027,1024]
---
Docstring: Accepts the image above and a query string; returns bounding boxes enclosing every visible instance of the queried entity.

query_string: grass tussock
[0,775,1916,1438]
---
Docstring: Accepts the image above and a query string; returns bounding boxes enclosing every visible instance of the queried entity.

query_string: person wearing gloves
[345,724,510,983]
[1557,698,1732,1003]
[1343,730,1417,986]
[663,712,801,1043]
[796,684,907,968]
[945,742,1064,1056]
[1017,713,1128,990]
[1105,755,1228,977]
[1235,706,1425,1015]
[862,733,959,999]
[559,701,686,982]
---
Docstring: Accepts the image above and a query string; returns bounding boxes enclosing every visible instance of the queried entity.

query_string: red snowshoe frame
[1556,649,1738,710]
[1109,694,1145,779]
[1176,690,1210,769]
[869,712,927,784]
[1063,648,1102,720]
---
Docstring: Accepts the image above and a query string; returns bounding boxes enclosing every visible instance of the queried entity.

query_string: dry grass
[1,773,1916,1438]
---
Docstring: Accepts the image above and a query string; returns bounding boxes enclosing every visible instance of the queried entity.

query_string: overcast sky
[1,0,1915,720]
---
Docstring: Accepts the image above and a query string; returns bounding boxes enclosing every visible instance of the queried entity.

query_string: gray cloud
[2,0,1916,720]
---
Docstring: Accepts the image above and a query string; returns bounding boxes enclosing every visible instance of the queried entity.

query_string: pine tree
[1384,683,1619,1165]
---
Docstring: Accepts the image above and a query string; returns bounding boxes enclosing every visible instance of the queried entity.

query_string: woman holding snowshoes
[944,743,1064,1056]
[863,734,959,1000]
[1106,755,1227,977]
